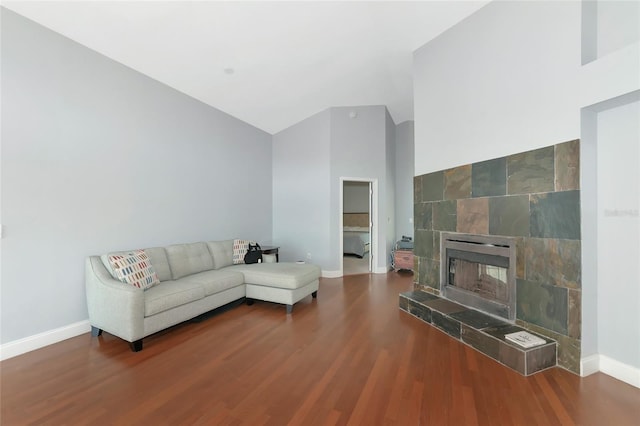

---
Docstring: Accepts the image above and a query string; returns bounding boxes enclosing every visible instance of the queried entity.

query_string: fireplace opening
[441,233,516,321]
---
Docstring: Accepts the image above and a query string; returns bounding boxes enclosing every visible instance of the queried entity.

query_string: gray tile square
[432,311,461,338]
[408,300,432,323]
[461,325,500,360]
[433,200,457,232]
[525,344,557,375]
[489,195,530,236]
[555,140,580,191]
[507,146,554,195]
[414,202,433,230]
[473,157,507,197]
[525,238,581,288]
[422,171,444,202]
[444,165,471,200]
[516,279,568,335]
[530,191,581,240]
[423,298,468,314]
[451,309,509,330]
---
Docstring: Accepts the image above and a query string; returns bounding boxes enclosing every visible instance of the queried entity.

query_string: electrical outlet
[306,252,311,260]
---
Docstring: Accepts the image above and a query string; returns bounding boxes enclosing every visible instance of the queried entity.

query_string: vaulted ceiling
[3,1,488,134]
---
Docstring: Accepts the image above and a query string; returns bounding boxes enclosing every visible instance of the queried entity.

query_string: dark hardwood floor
[2,272,639,425]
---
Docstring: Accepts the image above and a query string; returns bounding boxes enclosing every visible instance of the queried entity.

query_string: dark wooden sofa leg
[312,291,318,298]
[129,339,143,352]
[91,326,102,337]
[286,304,293,314]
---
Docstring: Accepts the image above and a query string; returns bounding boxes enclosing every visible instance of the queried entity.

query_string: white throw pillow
[233,239,250,264]
[108,250,160,290]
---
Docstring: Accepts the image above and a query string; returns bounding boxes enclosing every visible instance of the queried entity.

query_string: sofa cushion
[107,250,160,290]
[232,239,250,264]
[144,280,206,316]
[143,247,172,282]
[165,242,214,280]
[180,269,245,296]
[207,240,234,269]
[229,263,321,290]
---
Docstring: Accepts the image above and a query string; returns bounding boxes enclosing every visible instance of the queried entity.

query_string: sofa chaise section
[229,263,321,313]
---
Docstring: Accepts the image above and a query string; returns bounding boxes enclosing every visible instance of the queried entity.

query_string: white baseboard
[581,354,640,388]
[322,266,390,277]
[600,355,640,388]
[580,354,600,377]
[373,266,391,274]
[322,270,342,278]
[0,320,91,361]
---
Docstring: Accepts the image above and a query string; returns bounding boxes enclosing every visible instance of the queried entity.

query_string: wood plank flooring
[2,272,639,425]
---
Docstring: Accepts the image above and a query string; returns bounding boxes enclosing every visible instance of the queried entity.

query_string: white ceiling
[3,1,488,134]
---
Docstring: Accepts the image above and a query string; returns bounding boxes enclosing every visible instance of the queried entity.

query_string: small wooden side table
[394,250,413,271]
[261,246,280,262]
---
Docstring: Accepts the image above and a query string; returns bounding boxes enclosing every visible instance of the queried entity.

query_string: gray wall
[329,106,391,273]
[385,108,397,260]
[273,105,396,274]
[1,9,273,344]
[413,0,581,175]
[272,110,331,266]
[395,121,414,240]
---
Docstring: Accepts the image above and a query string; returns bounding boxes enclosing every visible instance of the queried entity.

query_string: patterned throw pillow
[233,239,250,264]
[108,250,160,290]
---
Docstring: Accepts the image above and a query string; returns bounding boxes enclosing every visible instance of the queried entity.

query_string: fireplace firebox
[440,233,516,321]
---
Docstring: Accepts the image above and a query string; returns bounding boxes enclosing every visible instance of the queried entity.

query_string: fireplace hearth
[441,232,516,321]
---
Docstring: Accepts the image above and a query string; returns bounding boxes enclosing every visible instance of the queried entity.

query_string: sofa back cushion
[165,242,214,280]
[143,247,173,282]
[206,240,234,269]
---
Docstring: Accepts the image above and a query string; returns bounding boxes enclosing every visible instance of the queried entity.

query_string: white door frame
[339,177,378,276]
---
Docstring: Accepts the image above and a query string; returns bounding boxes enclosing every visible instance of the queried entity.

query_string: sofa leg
[312,291,318,299]
[91,326,102,337]
[246,298,254,306]
[286,304,293,314]
[129,339,143,352]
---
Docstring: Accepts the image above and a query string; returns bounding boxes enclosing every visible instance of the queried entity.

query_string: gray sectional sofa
[86,240,320,351]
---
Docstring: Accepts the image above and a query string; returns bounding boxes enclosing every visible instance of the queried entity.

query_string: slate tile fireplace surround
[411,140,581,373]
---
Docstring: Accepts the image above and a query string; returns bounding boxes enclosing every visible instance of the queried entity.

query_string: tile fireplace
[412,139,581,373]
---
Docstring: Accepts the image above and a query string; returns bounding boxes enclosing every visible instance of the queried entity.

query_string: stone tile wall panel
[414,140,582,373]
[507,146,555,195]
[516,279,568,335]
[421,171,444,202]
[489,195,530,236]
[444,165,472,200]
[472,157,507,197]
[555,140,580,191]
[530,191,581,239]
[432,200,457,231]
[457,198,489,234]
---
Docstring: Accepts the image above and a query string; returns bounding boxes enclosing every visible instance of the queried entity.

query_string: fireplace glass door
[441,233,516,321]
[448,255,509,304]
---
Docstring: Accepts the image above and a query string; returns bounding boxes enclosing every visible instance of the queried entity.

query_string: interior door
[368,181,373,272]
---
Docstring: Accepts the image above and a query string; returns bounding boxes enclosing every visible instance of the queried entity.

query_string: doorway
[340,178,376,276]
